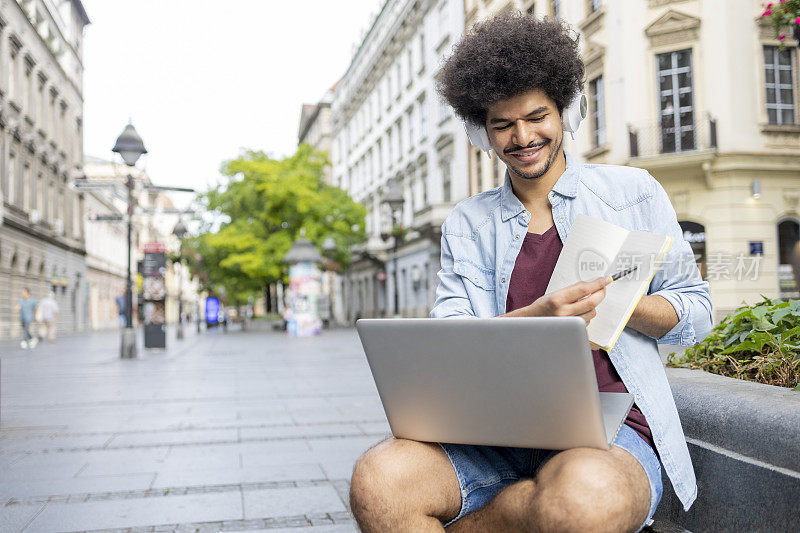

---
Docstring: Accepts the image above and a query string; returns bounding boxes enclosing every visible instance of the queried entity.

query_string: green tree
[191,144,366,305]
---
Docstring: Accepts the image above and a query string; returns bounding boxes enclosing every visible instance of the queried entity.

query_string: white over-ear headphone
[465,93,588,157]
[464,121,492,157]
[562,93,588,140]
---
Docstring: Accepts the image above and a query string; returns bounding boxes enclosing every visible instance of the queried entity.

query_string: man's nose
[511,120,534,146]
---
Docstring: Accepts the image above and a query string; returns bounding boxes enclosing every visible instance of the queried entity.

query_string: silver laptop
[356,317,633,450]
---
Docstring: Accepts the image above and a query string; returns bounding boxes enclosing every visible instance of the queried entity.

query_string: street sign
[143,242,166,253]
[138,208,198,215]
[749,241,764,255]
[143,184,196,193]
[71,179,120,190]
[87,214,124,222]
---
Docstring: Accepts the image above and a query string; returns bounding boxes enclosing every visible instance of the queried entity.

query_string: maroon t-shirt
[505,225,654,450]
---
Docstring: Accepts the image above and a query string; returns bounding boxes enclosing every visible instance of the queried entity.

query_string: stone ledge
[666,367,800,471]
[655,367,800,531]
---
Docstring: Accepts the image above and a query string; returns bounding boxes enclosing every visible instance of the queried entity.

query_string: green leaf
[721,340,761,354]
[728,307,752,322]
[753,319,777,332]
[781,326,800,343]
[724,332,742,347]
[772,307,792,324]
[751,306,769,321]
[750,331,776,351]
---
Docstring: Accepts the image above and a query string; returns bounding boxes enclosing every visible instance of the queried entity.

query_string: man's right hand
[523,276,612,325]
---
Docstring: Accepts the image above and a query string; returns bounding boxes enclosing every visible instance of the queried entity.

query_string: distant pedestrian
[37,291,60,342]
[115,288,127,328]
[14,288,38,349]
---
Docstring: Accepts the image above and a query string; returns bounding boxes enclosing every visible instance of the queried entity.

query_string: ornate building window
[764,46,796,125]
[7,151,17,205]
[589,75,606,148]
[440,158,452,202]
[550,0,561,18]
[656,49,695,153]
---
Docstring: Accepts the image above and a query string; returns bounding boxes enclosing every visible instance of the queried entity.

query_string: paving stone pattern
[0,327,688,533]
[0,327,382,532]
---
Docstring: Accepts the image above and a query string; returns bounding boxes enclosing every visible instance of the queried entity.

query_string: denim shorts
[438,424,663,531]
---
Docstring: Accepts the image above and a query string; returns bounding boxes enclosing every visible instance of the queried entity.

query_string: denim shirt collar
[499,150,582,222]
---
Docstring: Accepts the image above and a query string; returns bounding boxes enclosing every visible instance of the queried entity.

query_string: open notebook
[545,214,673,351]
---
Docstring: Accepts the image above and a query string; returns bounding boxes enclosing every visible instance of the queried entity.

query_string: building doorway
[679,221,706,280]
[777,218,800,299]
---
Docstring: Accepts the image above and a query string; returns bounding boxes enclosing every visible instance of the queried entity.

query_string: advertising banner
[205,297,220,325]
[285,261,322,337]
[142,246,167,349]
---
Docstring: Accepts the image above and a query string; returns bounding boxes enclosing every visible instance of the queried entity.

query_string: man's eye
[529,116,545,122]
[493,124,511,130]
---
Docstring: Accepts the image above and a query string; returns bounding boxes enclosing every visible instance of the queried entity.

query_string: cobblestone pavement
[0,325,386,532]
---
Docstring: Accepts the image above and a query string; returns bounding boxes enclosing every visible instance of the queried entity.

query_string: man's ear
[561,93,587,140]
[464,120,492,158]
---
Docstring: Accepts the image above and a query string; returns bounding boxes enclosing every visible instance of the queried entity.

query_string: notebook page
[588,230,672,349]
[545,214,629,294]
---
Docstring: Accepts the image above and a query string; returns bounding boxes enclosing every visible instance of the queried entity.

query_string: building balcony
[627,114,717,161]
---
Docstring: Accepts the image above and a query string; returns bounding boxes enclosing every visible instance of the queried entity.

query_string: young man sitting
[349,12,711,532]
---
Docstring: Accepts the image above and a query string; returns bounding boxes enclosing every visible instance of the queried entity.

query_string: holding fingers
[528,276,612,324]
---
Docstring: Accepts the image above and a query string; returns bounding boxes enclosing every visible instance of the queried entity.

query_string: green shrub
[667,296,800,390]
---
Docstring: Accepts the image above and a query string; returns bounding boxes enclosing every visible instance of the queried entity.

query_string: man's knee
[350,438,415,516]
[529,451,643,532]
[350,437,460,527]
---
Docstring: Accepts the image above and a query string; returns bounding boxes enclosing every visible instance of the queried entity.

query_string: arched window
[679,221,706,280]
[777,219,800,299]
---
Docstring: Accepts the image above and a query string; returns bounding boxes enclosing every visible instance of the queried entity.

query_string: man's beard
[502,133,563,181]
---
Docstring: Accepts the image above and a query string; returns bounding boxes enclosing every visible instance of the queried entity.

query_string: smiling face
[485,89,564,182]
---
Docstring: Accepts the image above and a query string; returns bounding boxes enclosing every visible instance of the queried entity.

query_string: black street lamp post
[112,123,147,359]
[382,185,405,318]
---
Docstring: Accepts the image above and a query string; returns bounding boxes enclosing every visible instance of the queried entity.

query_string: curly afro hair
[437,12,584,125]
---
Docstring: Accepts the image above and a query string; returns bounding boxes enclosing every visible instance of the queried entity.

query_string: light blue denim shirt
[430,151,712,511]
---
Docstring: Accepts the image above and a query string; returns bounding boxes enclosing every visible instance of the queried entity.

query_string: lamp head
[112,123,147,166]
[322,236,337,254]
[383,184,405,212]
[172,220,188,238]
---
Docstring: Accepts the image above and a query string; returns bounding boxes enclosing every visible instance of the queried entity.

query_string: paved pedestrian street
[0,326,389,532]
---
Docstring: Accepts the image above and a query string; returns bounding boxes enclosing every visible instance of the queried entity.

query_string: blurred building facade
[298,88,334,184]
[331,0,468,320]
[298,88,344,325]
[0,0,90,338]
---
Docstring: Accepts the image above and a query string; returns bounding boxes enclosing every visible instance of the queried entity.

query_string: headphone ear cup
[562,93,588,139]
[464,121,492,158]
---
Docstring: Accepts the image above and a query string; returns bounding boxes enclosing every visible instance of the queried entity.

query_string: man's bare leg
[350,437,461,533]
[447,446,651,533]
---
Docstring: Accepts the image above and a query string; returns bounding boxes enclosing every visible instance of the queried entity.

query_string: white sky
[81,0,380,202]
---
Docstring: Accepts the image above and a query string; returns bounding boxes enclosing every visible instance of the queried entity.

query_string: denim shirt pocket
[453,261,496,291]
